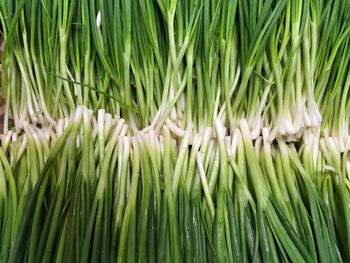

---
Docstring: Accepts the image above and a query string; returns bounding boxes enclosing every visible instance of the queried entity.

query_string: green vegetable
[1,0,350,262]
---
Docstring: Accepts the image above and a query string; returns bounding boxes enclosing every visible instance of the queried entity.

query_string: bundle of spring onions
[0,106,349,262]
[1,0,350,262]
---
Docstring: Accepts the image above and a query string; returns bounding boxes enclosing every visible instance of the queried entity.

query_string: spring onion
[1,0,350,262]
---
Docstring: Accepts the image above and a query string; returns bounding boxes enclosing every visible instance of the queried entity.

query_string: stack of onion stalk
[1,0,350,262]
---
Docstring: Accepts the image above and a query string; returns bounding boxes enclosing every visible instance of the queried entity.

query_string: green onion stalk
[228,129,256,262]
[315,0,350,141]
[287,142,343,263]
[193,127,214,261]
[318,136,350,261]
[0,142,18,262]
[264,0,321,141]
[7,106,84,263]
[179,127,204,261]
[157,126,182,262]
[240,119,313,262]
[276,138,318,260]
